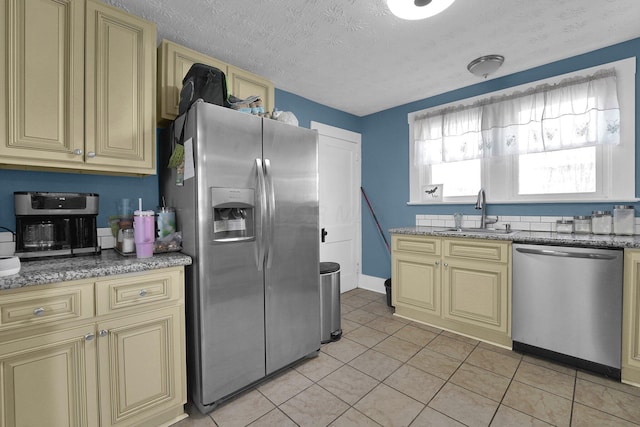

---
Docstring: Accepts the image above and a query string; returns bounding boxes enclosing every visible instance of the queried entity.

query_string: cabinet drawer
[444,238,510,263]
[393,235,441,255]
[96,269,183,315]
[0,282,94,330]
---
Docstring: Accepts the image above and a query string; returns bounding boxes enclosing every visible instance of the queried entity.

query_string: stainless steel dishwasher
[512,243,623,379]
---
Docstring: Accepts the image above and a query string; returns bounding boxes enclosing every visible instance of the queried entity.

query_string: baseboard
[358,274,387,294]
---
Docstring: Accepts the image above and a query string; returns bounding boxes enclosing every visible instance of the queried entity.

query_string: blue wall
[0,92,360,234]
[274,89,362,133]
[1,39,639,283]
[360,38,640,279]
[0,169,158,230]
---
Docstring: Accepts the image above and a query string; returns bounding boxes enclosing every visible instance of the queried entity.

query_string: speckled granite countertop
[389,226,640,249]
[0,250,192,291]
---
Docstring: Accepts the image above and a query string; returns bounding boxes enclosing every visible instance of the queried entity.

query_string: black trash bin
[320,262,342,343]
[384,278,394,308]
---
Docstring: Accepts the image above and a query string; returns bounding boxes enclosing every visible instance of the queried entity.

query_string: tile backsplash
[416,214,640,234]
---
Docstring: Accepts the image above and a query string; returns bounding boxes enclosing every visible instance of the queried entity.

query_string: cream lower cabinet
[0,267,186,427]
[623,250,640,386]
[97,306,185,427]
[392,234,511,347]
[392,235,441,316]
[0,0,156,175]
[0,324,99,427]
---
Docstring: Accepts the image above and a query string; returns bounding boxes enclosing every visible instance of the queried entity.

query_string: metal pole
[360,187,390,254]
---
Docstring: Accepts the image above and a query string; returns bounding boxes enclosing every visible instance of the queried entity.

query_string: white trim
[311,121,362,144]
[357,274,386,295]
[311,121,363,293]
[409,57,637,204]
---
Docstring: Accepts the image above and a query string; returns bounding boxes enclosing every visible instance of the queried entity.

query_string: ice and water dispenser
[211,187,255,242]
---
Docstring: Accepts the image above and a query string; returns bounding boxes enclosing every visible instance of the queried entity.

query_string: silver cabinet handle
[139,289,147,297]
[73,149,83,156]
[33,307,45,316]
[99,329,108,337]
[444,263,449,267]
[434,261,440,266]
[87,151,96,158]
[85,333,95,341]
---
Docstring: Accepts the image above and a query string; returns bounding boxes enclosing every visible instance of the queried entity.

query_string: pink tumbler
[133,210,155,258]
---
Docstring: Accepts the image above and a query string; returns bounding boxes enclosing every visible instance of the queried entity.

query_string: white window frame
[408,57,636,205]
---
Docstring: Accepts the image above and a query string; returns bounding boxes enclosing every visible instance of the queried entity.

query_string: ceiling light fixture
[386,0,456,20]
[467,55,505,78]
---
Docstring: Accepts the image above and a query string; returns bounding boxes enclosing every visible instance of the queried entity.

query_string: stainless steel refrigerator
[159,101,320,413]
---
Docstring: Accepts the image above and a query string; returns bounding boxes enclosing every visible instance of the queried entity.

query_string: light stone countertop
[389,226,640,249]
[0,250,192,291]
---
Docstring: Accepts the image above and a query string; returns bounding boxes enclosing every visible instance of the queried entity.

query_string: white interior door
[312,122,361,293]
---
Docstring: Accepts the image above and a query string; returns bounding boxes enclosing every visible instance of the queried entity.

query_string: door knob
[321,228,328,243]
[73,149,83,156]
[87,151,96,158]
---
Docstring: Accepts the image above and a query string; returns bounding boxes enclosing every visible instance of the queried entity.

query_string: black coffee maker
[14,192,100,259]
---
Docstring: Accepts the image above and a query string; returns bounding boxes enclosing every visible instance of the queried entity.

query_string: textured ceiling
[104,0,640,117]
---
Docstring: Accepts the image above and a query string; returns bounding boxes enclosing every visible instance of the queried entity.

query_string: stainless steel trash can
[320,262,342,343]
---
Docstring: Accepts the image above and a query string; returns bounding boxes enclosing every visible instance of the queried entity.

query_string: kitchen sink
[435,227,518,235]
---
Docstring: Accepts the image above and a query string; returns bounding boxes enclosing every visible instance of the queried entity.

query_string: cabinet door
[84,0,156,174]
[393,251,441,315]
[0,0,85,166]
[157,39,228,123]
[0,325,98,427]
[97,306,185,427]
[623,250,640,385]
[442,259,508,334]
[227,65,275,114]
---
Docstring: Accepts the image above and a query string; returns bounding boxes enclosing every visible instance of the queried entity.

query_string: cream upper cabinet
[157,39,228,123]
[227,65,275,113]
[0,267,187,427]
[157,39,275,125]
[391,234,511,347]
[84,0,156,174]
[623,250,640,386]
[0,0,85,165]
[0,0,157,175]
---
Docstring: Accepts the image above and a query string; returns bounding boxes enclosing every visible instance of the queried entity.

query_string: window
[408,58,635,204]
[517,147,596,195]
[430,160,480,198]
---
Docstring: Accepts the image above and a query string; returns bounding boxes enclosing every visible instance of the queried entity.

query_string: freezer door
[194,103,267,405]
[263,119,321,374]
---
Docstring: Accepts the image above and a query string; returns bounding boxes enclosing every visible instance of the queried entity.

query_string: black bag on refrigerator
[178,63,229,115]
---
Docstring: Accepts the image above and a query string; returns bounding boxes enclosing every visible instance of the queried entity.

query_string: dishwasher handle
[515,247,618,260]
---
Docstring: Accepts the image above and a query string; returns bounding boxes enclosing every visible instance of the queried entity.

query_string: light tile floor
[173,288,640,427]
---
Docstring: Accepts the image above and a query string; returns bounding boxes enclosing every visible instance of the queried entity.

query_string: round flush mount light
[387,0,456,20]
[467,55,505,78]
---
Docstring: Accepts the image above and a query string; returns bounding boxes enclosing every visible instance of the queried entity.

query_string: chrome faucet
[475,188,498,228]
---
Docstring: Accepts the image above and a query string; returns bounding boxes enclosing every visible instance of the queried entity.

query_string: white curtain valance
[414,69,621,165]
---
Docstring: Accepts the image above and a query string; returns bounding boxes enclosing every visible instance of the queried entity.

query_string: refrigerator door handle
[264,158,276,269]
[256,158,267,270]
